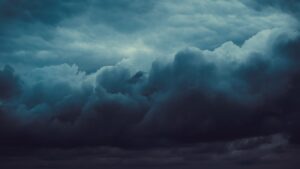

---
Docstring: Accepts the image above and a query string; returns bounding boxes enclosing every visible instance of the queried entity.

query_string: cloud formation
[1,134,297,169]
[0,26,300,148]
[0,0,300,152]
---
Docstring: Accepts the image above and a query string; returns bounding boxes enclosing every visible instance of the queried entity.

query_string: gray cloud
[0,2,300,169]
[1,26,300,147]
[1,0,296,73]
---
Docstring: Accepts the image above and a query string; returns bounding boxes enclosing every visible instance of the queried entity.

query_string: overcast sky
[0,0,300,168]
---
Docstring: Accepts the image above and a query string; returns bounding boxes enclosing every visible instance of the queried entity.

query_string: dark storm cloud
[136,38,300,144]
[2,1,300,169]
[1,27,300,148]
[0,0,299,151]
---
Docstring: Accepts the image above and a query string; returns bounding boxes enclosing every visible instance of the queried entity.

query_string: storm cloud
[0,0,300,168]
[1,27,300,147]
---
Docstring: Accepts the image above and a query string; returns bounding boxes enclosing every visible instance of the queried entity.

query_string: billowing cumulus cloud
[0,0,300,168]
[1,27,300,147]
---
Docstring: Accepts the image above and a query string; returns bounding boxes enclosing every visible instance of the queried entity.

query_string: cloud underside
[1,134,298,169]
[0,0,300,148]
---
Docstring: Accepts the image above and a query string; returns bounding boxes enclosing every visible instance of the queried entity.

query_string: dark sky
[0,0,300,168]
